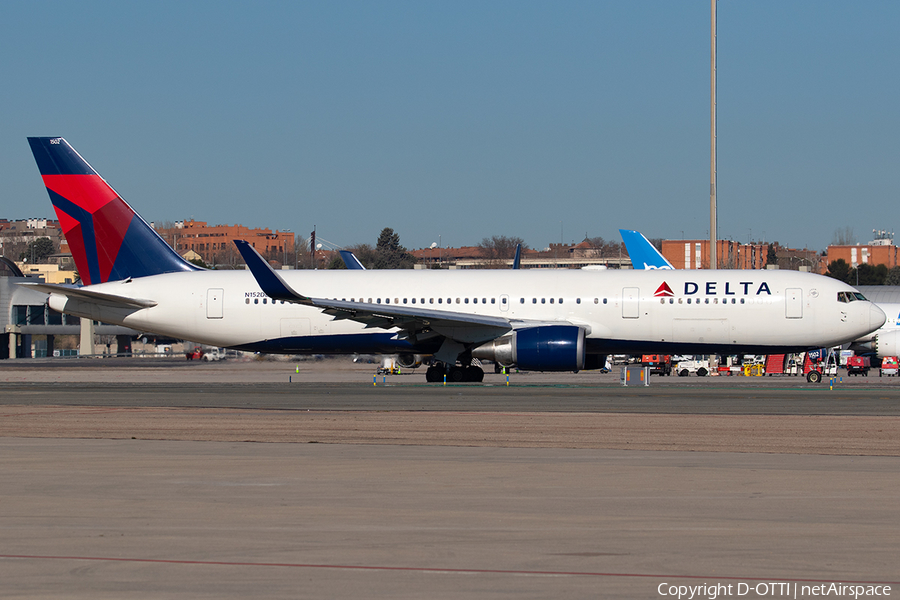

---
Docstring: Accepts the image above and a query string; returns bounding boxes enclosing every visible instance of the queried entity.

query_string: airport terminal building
[0,258,135,360]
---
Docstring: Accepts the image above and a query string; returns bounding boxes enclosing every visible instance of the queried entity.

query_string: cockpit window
[838,291,867,303]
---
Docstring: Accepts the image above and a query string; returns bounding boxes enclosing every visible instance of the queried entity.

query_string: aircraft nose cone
[871,304,887,330]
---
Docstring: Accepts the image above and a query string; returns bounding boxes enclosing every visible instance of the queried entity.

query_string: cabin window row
[657,297,787,305]
[244,296,780,307]
[659,297,746,305]
[244,296,613,306]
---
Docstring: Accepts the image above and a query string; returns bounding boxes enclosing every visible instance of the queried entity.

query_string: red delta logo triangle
[654,282,674,297]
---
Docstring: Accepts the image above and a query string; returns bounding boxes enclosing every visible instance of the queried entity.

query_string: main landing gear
[425,363,485,383]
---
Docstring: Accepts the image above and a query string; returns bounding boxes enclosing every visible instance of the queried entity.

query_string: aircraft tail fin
[619,229,674,270]
[27,137,198,285]
[339,250,366,270]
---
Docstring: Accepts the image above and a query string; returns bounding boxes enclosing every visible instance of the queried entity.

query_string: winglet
[234,240,312,304]
[339,250,366,270]
[512,243,522,270]
[619,229,674,270]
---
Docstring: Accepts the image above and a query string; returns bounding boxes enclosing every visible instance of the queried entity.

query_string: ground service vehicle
[805,348,839,383]
[641,354,672,376]
[846,355,871,376]
[675,359,710,377]
[879,356,898,377]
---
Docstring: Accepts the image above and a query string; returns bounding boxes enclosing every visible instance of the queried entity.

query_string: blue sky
[2,1,898,252]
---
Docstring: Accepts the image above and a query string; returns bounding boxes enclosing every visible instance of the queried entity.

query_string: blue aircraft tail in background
[619,229,674,270]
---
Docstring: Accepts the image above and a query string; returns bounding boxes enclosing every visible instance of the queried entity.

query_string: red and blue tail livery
[27,137,197,285]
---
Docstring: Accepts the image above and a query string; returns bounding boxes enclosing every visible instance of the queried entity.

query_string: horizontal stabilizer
[18,282,158,309]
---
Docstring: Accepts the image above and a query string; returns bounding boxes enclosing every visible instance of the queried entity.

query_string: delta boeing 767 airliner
[23,137,885,382]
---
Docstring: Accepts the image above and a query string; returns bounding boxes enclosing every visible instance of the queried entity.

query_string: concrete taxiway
[1,359,898,598]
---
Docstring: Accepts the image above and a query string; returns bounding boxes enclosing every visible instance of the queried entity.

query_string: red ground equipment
[846,355,871,376]
[641,354,672,376]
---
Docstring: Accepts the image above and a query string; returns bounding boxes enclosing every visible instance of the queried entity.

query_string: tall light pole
[710,0,718,269]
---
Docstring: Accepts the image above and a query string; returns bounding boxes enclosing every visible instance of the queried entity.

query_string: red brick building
[826,244,900,270]
[661,239,824,272]
[661,240,769,270]
[152,219,295,267]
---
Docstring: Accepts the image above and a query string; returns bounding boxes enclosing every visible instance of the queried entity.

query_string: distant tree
[825,259,852,283]
[477,235,526,267]
[188,257,209,269]
[856,263,888,286]
[885,266,900,286]
[585,236,626,258]
[832,227,856,246]
[327,255,346,269]
[2,240,26,263]
[766,244,778,266]
[20,237,55,263]
[373,228,415,269]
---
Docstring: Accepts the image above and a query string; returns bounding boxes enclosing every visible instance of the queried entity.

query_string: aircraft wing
[17,282,158,309]
[234,240,515,344]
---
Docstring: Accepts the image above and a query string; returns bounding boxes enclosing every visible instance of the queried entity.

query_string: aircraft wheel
[807,370,822,384]
[465,366,484,382]
[449,367,466,382]
[425,366,443,383]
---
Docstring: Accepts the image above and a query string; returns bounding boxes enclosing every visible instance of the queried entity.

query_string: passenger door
[207,288,224,319]
[622,287,640,319]
[785,288,802,319]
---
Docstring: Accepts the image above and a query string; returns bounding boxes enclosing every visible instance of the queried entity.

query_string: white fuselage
[49,268,885,356]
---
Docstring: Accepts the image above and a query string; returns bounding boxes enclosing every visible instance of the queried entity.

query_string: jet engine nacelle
[874,330,900,358]
[396,353,428,369]
[472,325,585,372]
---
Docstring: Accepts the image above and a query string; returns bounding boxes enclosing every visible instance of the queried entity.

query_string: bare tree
[584,236,626,258]
[832,227,856,246]
[477,236,526,267]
